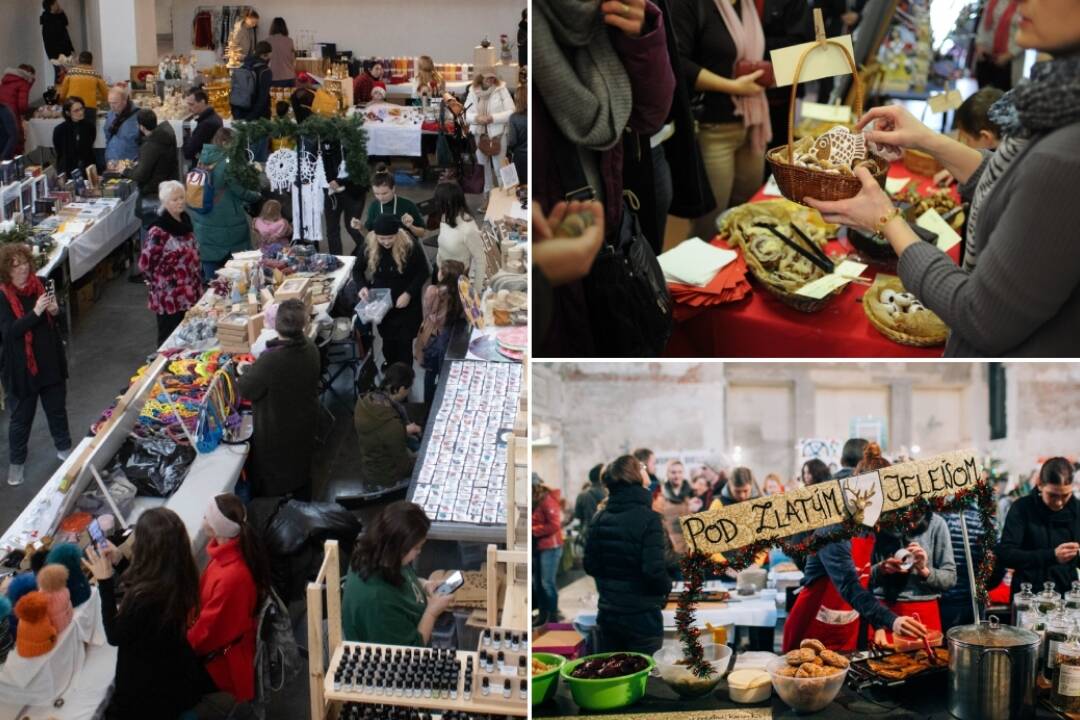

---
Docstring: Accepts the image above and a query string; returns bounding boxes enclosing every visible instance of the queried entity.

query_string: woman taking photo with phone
[342,501,455,646]
[0,243,72,486]
[805,0,1080,357]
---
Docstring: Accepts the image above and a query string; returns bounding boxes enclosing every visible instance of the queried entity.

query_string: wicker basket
[862,275,948,347]
[739,234,844,313]
[902,148,942,177]
[767,26,889,205]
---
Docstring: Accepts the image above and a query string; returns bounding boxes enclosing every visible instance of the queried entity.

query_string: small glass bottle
[1052,623,1080,712]
[1014,582,1037,627]
[1040,581,1063,615]
[1066,582,1080,612]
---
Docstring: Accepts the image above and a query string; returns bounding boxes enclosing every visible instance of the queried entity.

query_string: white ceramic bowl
[766,656,848,713]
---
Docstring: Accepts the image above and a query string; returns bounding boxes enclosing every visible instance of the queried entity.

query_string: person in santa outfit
[782,443,929,653]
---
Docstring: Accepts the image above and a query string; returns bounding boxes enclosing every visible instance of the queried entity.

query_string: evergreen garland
[677,481,998,678]
[224,115,370,191]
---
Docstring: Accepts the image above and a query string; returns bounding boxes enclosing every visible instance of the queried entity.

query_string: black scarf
[662,479,693,504]
[108,100,137,139]
[149,211,193,237]
[990,53,1080,139]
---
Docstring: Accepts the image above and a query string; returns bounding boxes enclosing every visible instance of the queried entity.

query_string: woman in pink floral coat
[139,180,203,346]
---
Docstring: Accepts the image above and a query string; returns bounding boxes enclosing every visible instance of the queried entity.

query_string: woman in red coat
[533,475,565,625]
[0,66,35,155]
[187,494,272,702]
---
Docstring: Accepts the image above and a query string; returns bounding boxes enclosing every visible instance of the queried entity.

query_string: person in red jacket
[187,494,272,703]
[353,60,384,104]
[0,65,36,155]
[533,474,565,625]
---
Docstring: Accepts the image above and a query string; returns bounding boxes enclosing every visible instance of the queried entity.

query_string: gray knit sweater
[898,122,1080,357]
[870,513,957,602]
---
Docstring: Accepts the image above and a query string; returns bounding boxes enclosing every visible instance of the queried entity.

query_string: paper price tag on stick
[928,90,964,114]
[771,35,856,88]
[801,101,853,124]
[795,260,867,299]
[917,208,963,251]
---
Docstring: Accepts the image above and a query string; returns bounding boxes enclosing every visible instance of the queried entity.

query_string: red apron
[782,536,875,653]
[871,598,943,645]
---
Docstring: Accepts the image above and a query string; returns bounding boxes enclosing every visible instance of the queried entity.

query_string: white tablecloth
[27,119,194,153]
[64,194,140,282]
[662,586,781,629]
[384,80,471,99]
[363,123,422,157]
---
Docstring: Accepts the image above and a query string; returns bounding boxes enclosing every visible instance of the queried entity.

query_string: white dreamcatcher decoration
[265,148,297,193]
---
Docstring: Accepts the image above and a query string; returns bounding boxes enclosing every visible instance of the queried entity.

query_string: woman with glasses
[0,244,72,486]
[52,96,97,177]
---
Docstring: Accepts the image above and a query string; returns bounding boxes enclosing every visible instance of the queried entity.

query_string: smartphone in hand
[435,570,464,596]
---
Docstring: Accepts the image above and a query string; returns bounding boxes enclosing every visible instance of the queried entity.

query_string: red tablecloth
[665,165,960,358]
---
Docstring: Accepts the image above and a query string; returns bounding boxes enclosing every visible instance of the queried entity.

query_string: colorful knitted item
[14,592,57,658]
[36,564,74,634]
[45,543,91,607]
[0,596,12,664]
[5,572,37,636]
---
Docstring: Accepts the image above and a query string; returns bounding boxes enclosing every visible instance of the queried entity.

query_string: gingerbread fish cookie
[813,126,868,167]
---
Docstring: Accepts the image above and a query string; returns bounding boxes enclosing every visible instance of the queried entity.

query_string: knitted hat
[36,564,73,634]
[14,592,57,658]
[296,71,319,86]
[373,213,401,236]
[371,82,387,99]
[45,543,91,607]
[0,596,12,664]
[6,572,37,636]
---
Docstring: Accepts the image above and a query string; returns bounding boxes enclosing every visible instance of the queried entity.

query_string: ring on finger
[621,2,630,15]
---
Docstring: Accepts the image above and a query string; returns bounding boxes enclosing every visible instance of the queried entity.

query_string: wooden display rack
[308,541,527,719]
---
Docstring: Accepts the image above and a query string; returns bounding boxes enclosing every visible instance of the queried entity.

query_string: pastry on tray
[863,275,948,346]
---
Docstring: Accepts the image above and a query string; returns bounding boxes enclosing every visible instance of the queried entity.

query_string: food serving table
[532,672,1061,718]
[664,165,961,358]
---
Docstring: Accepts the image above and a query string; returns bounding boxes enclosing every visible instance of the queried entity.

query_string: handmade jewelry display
[412,361,522,525]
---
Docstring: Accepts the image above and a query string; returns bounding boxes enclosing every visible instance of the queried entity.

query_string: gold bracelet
[874,208,902,235]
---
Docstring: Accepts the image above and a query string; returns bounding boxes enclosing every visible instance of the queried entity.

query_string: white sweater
[436,216,487,289]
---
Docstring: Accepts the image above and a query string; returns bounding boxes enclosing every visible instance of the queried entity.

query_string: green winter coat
[189,143,261,262]
[353,390,415,491]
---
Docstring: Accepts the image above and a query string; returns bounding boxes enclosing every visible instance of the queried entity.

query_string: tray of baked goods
[846,645,950,690]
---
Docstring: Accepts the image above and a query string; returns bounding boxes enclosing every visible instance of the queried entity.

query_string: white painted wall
[155,0,173,35]
[169,0,525,61]
[0,0,88,102]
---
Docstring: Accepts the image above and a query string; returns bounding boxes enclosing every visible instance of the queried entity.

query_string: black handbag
[552,134,673,357]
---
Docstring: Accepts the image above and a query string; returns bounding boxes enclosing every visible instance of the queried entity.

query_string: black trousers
[597,608,664,656]
[8,381,72,465]
[324,190,368,257]
[156,312,185,347]
[381,329,415,369]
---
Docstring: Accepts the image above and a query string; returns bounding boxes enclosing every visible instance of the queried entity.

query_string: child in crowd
[253,199,291,248]
[934,87,1004,186]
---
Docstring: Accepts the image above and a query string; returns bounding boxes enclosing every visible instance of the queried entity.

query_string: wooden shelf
[324,642,527,716]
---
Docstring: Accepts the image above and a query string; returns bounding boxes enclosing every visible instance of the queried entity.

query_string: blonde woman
[414,55,445,99]
[356,214,430,367]
[464,67,514,192]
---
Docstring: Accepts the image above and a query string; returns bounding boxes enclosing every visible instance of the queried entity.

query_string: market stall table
[665,165,961,358]
[662,588,780,631]
[384,80,472,99]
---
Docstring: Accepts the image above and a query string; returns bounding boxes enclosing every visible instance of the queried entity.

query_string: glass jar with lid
[1039,581,1063,615]
[1051,622,1080,713]
[1014,582,1037,627]
[1045,608,1072,680]
[1066,581,1080,612]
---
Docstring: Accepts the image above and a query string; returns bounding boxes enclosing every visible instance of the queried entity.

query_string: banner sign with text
[681,449,980,555]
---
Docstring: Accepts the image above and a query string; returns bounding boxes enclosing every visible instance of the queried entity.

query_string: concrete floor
[0,178,494,719]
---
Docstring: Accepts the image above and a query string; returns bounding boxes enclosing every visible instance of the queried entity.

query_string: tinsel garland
[225,115,370,191]
[676,482,998,678]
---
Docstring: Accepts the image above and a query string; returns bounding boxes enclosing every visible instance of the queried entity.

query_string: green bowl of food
[560,652,655,711]
[532,652,567,705]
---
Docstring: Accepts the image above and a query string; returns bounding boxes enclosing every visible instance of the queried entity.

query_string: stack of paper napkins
[658,237,737,287]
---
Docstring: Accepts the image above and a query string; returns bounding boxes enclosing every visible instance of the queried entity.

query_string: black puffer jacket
[997,492,1080,598]
[584,482,674,615]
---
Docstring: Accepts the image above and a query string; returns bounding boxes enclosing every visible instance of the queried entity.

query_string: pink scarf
[712,0,772,154]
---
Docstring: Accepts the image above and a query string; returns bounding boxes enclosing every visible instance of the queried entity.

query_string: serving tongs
[754,222,834,274]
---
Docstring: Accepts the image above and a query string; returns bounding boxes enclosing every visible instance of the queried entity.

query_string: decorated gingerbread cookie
[812,126,868,167]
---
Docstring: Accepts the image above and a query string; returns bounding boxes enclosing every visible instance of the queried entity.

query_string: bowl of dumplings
[863,275,948,346]
[767,125,890,205]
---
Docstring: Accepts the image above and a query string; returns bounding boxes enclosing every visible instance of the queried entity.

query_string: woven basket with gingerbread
[767,11,898,205]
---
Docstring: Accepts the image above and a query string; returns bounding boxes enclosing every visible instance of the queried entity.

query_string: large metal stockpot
[947,616,1040,720]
